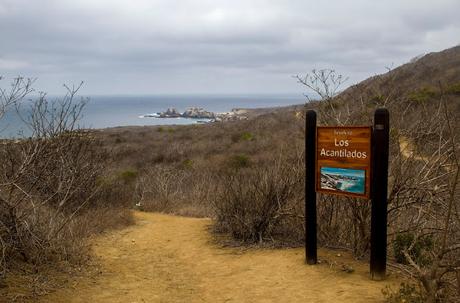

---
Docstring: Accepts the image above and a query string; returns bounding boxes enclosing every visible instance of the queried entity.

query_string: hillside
[1,46,459,302]
[98,45,460,175]
[342,45,460,98]
[91,45,459,302]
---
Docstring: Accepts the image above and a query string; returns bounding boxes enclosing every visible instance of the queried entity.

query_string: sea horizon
[0,93,307,137]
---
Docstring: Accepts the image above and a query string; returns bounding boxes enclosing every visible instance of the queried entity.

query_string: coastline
[92,103,304,133]
[0,103,305,138]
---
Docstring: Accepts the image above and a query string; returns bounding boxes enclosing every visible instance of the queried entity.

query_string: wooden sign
[316,126,372,198]
[306,109,390,279]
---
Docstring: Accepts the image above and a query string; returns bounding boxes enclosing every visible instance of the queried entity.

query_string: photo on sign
[320,167,366,194]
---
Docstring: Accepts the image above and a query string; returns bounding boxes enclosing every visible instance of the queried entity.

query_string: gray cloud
[0,0,459,94]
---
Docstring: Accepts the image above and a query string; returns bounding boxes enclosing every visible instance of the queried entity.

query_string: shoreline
[94,103,305,132]
[0,103,305,138]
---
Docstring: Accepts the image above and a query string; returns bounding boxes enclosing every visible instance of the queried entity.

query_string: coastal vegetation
[0,46,459,302]
[98,46,460,302]
[0,78,134,300]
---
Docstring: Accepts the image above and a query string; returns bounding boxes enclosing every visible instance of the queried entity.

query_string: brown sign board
[316,126,372,198]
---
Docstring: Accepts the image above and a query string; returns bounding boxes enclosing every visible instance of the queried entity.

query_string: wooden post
[305,110,317,265]
[370,108,390,280]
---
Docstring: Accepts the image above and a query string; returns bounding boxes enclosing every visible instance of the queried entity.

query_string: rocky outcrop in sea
[159,107,181,118]
[142,107,249,122]
[182,107,215,119]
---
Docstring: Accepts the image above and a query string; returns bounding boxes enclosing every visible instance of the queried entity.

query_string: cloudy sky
[0,0,459,95]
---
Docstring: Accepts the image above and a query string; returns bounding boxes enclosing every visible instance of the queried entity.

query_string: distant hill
[341,45,460,100]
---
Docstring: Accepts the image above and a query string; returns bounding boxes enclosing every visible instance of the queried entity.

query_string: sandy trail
[41,211,399,303]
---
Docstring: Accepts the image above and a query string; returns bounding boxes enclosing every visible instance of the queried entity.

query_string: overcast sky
[0,0,459,95]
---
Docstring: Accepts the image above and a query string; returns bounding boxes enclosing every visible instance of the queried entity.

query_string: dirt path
[41,211,400,303]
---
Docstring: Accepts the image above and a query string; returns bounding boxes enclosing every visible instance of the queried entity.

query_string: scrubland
[1,46,459,302]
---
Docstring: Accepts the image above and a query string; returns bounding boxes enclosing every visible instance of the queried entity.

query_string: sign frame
[305,109,390,280]
[315,125,372,199]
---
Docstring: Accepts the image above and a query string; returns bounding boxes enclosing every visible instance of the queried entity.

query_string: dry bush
[315,195,372,256]
[385,95,459,302]
[100,104,304,221]
[95,168,140,209]
[345,75,460,302]
[135,165,187,212]
[0,78,133,289]
[299,67,460,301]
[212,150,304,245]
[134,164,215,217]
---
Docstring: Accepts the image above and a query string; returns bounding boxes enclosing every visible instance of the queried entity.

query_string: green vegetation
[240,131,254,141]
[229,154,251,169]
[118,169,139,183]
[446,82,460,95]
[393,233,433,266]
[231,131,254,142]
[382,283,425,303]
[370,94,385,103]
[408,86,438,103]
[182,159,193,168]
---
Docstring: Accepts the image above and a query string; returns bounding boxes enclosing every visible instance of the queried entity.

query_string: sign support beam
[305,110,317,265]
[370,108,390,280]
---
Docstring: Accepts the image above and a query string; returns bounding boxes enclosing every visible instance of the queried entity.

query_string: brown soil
[39,211,400,303]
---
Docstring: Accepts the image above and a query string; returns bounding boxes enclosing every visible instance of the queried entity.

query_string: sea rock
[182,107,215,119]
[160,107,181,118]
[215,109,249,122]
[152,106,248,122]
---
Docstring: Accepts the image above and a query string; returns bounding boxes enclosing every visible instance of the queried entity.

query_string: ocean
[320,167,366,194]
[0,94,305,138]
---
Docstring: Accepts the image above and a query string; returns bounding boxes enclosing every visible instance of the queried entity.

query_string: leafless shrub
[213,151,304,245]
[385,91,459,302]
[299,68,460,301]
[296,69,349,125]
[0,78,132,286]
[135,165,186,212]
[134,164,214,217]
[0,77,34,120]
[316,195,372,257]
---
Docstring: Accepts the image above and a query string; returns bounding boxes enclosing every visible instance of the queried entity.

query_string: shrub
[228,154,251,169]
[182,159,193,169]
[231,131,254,142]
[134,165,183,212]
[408,86,438,103]
[240,132,254,141]
[393,233,433,266]
[370,94,385,103]
[213,154,304,244]
[382,283,425,303]
[0,78,134,289]
[118,169,138,183]
[446,82,460,95]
